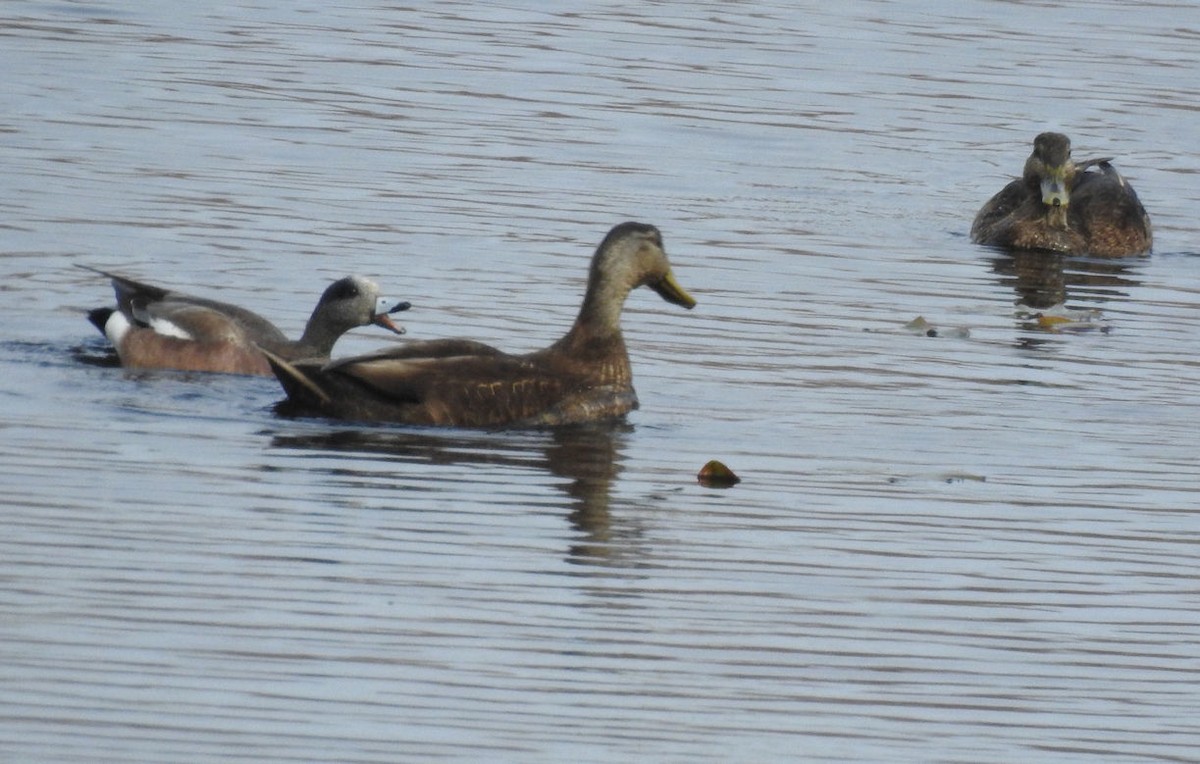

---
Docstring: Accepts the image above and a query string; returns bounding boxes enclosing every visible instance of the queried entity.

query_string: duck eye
[327,280,360,301]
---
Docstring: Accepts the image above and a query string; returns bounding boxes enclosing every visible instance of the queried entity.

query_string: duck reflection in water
[268,423,646,567]
[990,251,1142,311]
[989,252,1144,349]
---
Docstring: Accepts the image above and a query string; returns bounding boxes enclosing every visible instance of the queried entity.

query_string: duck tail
[258,346,333,406]
[87,307,114,335]
[1096,161,1127,186]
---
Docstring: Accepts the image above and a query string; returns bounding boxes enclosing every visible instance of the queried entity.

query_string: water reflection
[990,251,1143,311]
[70,337,119,368]
[269,423,634,567]
[983,251,1146,350]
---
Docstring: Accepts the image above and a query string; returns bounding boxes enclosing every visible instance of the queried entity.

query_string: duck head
[1024,132,1077,226]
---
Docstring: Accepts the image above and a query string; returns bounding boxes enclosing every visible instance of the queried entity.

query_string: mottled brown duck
[265,222,696,427]
[971,132,1152,257]
[84,267,410,375]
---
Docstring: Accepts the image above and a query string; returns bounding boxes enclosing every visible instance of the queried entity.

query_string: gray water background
[2,1,1199,761]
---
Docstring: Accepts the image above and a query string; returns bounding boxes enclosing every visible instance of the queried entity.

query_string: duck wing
[77,265,171,314]
[269,340,603,427]
[138,295,287,347]
[130,300,256,345]
[324,338,505,368]
[1070,162,1153,256]
[332,351,592,427]
[79,266,290,346]
[1071,161,1142,213]
[972,178,1031,240]
[1073,156,1114,174]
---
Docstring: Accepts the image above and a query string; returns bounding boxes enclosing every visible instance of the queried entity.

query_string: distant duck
[971,132,1152,257]
[265,222,697,428]
[83,266,410,376]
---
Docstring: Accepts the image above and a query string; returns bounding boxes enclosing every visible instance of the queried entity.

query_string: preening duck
[971,132,1152,257]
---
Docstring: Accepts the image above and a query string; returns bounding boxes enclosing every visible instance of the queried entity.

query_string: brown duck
[971,132,1152,257]
[265,222,697,427]
[84,267,411,376]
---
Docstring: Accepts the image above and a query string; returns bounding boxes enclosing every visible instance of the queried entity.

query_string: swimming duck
[83,266,411,376]
[971,132,1152,257]
[264,222,697,427]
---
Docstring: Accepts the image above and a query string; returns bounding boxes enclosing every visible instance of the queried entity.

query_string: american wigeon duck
[265,222,697,427]
[971,132,1152,257]
[83,266,411,376]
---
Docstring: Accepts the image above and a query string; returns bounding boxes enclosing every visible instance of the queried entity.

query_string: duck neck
[556,277,630,356]
[1044,203,1069,230]
[295,312,342,357]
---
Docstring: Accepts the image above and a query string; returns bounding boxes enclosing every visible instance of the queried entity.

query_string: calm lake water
[3,1,1199,761]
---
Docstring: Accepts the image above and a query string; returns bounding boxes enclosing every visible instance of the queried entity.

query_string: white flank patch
[147,316,194,341]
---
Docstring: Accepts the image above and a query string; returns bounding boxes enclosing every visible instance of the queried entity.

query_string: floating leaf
[697,459,740,488]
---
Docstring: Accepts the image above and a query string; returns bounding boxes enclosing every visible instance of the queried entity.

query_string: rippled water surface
[3,1,1199,761]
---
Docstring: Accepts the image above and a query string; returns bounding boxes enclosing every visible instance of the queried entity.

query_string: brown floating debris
[697,459,741,488]
[1033,308,1111,333]
[905,316,936,336]
[1036,314,1074,328]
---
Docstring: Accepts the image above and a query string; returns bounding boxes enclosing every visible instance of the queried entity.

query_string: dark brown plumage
[82,267,410,375]
[971,132,1152,257]
[265,222,697,428]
